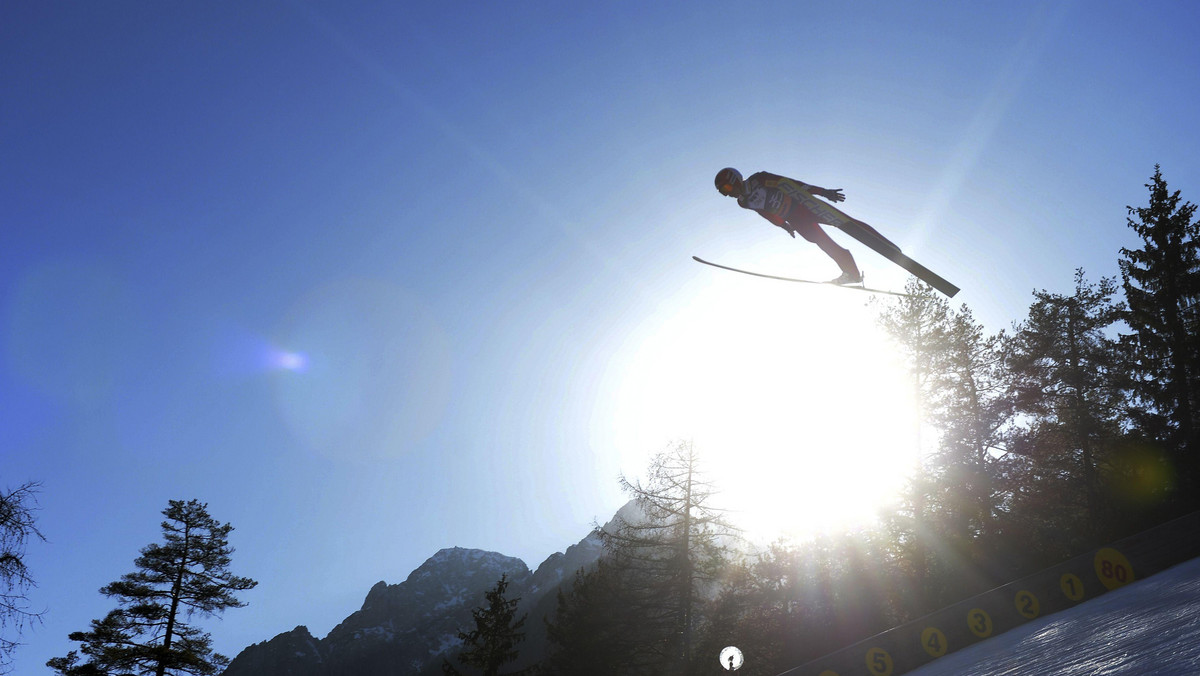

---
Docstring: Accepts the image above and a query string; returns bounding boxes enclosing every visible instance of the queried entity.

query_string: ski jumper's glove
[821,188,846,203]
[762,212,797,237]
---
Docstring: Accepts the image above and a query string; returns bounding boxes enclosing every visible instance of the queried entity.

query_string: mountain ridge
[221,508,625,675]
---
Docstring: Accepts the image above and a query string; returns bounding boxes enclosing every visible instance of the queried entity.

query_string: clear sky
[3,1,1199,673]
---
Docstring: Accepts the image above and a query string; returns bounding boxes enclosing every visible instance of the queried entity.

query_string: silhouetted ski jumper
[716,168,897,285]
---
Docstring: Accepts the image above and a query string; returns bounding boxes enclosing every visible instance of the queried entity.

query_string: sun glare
[608,267,921,543]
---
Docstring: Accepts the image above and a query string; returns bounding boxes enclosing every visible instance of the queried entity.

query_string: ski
[692,256,911,297]
[775,178,961,297]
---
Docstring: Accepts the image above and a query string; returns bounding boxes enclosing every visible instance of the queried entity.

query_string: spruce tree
[878,285,1014,601]
[543,561,641,676]
[1007,270,1129,551]
[48,500,257,676]
[443,574,527,676]
[1118,166,1200,504]
[876,281,953,614]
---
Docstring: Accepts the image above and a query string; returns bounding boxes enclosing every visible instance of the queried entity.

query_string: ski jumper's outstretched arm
[776,175,899,251]
[806,183,846,203]
[769,172,846,203]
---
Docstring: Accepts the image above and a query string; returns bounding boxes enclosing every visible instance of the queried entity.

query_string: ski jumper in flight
[715,167,899,285]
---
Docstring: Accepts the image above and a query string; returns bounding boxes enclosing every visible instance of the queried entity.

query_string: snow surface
[906,556,1200,675]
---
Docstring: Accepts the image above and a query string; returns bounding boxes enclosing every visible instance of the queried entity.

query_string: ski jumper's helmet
[715,168,743,196]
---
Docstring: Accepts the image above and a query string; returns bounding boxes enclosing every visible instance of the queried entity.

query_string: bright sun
[607,262,921,544]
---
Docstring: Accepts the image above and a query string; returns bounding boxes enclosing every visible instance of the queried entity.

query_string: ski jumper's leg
[792,220,859,277]
[845,217,901,252]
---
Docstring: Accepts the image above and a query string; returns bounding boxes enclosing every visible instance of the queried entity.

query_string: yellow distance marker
[865,647,894,676]
[921,626,948,658]
[967,608,993,638]
[1060,573,1085,601]
[1015,590,1040,619]
[1094,547,1135,590]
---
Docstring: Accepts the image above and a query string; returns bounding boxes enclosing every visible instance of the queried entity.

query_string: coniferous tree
[1119,166,1200,505]
[697,542,806,676]
[605,441,735,675]
[879,285,1014,603]
[877,281,953,613]
[928,305,1012,538]
[548,441,735,675]
[443,574,528,676]
[543,561,637,676]
[700,531,904,676]
[48,500,257,676]
[1007,270,1130,552]
[1,482,44,674]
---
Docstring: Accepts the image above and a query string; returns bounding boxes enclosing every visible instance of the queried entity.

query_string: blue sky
[3,1,1199,673]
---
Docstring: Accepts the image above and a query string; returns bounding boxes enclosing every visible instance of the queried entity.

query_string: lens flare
[270,350,309,372]
[272,278,452,459]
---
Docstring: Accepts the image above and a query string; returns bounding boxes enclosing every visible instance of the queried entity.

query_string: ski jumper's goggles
[715,168,742,196]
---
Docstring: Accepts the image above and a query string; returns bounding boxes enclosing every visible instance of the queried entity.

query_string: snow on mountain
[907,555,1200,676]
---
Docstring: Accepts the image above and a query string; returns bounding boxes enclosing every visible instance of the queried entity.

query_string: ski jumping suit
[737,171,859,279]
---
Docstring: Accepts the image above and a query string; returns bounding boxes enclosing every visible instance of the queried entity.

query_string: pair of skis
[698,179,960,298]
[693,255,910,297]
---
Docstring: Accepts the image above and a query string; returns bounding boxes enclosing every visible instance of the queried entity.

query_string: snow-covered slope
[907,555,1200,676]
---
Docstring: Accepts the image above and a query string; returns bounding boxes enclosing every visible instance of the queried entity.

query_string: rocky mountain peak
[407,546,530,584]
[223,522,613,676]
[362,581,389,611]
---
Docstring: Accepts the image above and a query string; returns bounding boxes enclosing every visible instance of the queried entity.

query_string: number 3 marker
[967,608,993,638]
